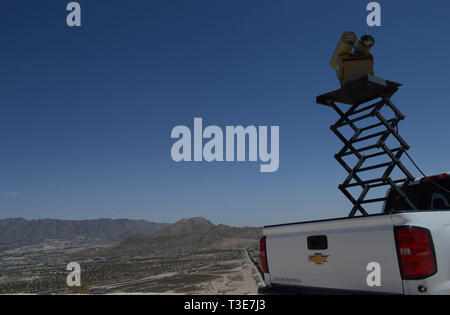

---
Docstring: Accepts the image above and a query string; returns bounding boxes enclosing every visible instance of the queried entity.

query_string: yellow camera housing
[330,32,375,86]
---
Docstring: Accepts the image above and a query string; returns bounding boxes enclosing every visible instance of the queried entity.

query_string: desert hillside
[115,217,263,256]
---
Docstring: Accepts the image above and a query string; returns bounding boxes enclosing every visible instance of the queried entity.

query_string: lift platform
[317,75,417,217]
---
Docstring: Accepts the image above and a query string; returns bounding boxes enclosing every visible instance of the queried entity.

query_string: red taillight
[260,236,269,273]
[420,173,449,183]
[395,226,437,280]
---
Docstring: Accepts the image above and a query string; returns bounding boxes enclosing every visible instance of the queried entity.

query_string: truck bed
[262,211,450,295]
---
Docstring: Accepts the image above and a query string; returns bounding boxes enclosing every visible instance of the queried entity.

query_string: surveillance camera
[329,32,375,86]
[330,31,357,71]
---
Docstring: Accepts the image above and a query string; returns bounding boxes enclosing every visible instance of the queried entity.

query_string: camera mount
[317,75,417,217]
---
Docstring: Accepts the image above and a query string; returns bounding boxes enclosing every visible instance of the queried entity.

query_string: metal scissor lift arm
[317,75,417,217]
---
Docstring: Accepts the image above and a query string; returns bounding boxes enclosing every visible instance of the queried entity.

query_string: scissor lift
[317,75,417,217]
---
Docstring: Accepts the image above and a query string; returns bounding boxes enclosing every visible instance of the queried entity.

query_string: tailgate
[265,214,404,294]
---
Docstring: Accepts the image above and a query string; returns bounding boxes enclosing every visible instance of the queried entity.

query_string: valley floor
[0,242,262,295]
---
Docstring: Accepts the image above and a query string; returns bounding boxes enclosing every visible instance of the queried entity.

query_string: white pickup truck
[259,173,450,295]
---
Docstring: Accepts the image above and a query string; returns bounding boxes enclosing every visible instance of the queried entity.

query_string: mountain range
[0,217,263,255]
[0,218,168,246]
[115,217,262,256]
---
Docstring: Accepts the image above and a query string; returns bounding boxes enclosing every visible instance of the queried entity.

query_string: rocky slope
[115,217,262,256]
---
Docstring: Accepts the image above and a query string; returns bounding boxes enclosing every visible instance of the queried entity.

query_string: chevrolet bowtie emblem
[309,253,329,265]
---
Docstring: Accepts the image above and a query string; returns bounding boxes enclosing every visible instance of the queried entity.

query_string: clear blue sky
[1,1,449,226]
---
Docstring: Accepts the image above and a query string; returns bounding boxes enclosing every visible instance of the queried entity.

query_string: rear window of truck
[385,178,450,213]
